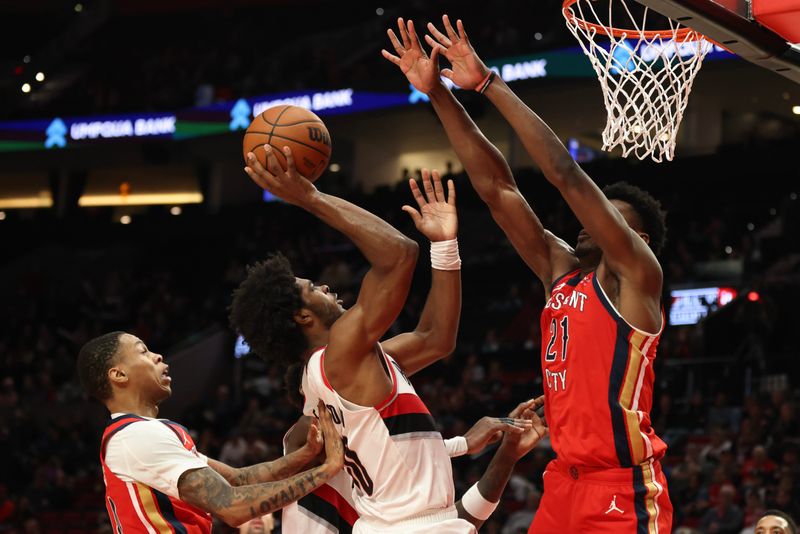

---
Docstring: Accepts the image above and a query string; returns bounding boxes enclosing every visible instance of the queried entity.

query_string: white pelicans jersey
[302,344,471,532]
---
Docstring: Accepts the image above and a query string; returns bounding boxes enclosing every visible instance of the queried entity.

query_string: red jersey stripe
[379,393,431,419]
[313,484,359,526]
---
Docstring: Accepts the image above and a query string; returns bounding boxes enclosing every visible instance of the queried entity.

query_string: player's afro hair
[603,181,667,256]
[229,253,308,366]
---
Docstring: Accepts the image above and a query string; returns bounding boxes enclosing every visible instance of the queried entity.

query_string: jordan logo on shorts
[605,495,624,514]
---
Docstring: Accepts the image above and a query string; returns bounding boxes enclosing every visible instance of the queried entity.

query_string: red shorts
[528,459,672,533]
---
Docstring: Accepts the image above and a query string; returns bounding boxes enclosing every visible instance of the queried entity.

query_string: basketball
[242,105,332,182]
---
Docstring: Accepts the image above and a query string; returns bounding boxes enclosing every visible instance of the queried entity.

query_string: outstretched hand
[244,145,317,207]
[498,396,548,460]
[426,15,490,91]
[463,415,533,455]
[382,17,443,95]
[402,169,457,242]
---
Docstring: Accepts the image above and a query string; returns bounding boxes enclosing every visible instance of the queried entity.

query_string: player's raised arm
[383,17,576,288]
[244,146,418,371]
[428,15,660,291]
[380,169,461,375]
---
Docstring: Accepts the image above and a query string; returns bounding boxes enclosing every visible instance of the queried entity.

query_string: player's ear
[108,366,128,386]
[294,308,313,326]
[637,231,650,245]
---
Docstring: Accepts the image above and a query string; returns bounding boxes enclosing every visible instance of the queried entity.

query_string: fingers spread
[408,178,427,207]
[431,169,446,202]
[443,14,459,42]
[387,29,404,54]
[401,205,422,226]
[427,22,452,47]
[447,179,456,205]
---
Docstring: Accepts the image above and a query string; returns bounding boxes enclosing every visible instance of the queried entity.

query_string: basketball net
[563,0,713,162]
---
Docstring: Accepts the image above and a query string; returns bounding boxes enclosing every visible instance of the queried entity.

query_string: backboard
[633,0,800,83]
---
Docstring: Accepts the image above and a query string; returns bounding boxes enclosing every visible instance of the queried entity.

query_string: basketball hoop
[563,0,714,162]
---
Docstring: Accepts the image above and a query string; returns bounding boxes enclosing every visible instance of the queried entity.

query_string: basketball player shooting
[238,147,530,533]
[383,15,672,533]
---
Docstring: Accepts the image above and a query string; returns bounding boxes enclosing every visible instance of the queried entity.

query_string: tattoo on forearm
[235,449,309,486]
[179,465,329,524]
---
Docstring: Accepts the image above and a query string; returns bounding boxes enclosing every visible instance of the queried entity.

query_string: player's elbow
[548,154,580,189]
[385,236,419,269]
[421,331,457,361]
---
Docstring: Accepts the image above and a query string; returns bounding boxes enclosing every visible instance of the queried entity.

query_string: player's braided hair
[229,253,308,366]
[77,331,124,401]
[603,181,667,256]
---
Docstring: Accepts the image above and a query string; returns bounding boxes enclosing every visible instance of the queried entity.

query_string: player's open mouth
[161,368,171,383]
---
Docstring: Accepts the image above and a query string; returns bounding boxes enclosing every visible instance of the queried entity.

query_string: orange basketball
[242,105,332,182]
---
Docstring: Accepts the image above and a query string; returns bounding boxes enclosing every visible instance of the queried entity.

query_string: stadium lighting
[35,72,45,82]
[74,3,83,12]
[170,206,182,216]
[120,215,132,225]
[329,163,341,173]
[376,7,384,15]
[747,291,760,302]
[23,55,30,64]
[793,105,800,115]
[21,83,31,93]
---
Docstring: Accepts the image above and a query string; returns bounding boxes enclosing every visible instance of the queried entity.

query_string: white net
[563,0,714,162]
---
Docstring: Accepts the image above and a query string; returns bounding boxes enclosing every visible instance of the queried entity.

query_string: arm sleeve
[105,420,209,499]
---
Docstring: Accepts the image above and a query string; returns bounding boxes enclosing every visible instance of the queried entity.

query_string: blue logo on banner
[45,118,67,148]
[610,40,637,75]
[229,99,252,130]
[408,83,429,104]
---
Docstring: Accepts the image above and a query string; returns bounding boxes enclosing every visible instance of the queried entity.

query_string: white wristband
[430,238,461,271]
[444,436,468,457]
[461,483,499,521]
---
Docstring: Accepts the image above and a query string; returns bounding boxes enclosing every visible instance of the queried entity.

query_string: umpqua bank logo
[229,99,252,131]
[45,118,67,149]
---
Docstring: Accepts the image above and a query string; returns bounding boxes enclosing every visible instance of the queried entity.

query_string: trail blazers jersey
[302,345,455,524]
[541,270,667,468]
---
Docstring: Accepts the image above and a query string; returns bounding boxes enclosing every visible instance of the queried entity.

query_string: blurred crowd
[0,152,798,533]
[6,0,571,121]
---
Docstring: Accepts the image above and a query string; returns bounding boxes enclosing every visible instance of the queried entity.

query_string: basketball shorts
[353,505,476,534]
[528,459,672,533]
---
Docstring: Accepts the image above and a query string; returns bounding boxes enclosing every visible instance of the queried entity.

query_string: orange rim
[562,0,703,41]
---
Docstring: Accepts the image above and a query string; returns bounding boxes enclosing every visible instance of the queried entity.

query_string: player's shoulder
[108,417,182,447]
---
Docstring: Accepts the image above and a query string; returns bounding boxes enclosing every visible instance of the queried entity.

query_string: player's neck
[107,393,159,419]
[303,329,330,360]
[578,257,600,277]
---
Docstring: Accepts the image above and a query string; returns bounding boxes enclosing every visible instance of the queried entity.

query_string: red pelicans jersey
[302,345,473,532]
[101,414,212,533]
[541,270,666,468]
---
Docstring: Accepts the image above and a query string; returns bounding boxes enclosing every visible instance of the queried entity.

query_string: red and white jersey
[100,414,212,533]
[282,471,358,534]
[281,421,358,533]
[302,344,455,524]
[541,270,667,468]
